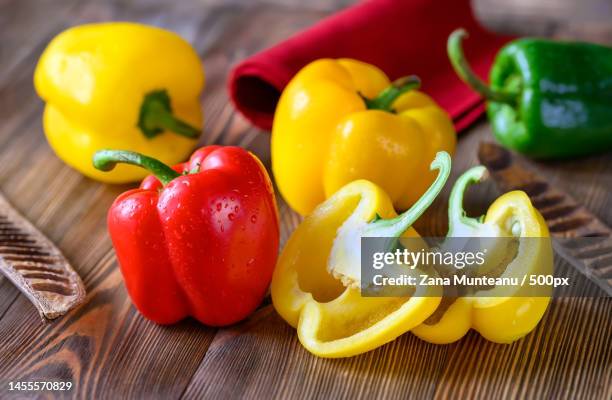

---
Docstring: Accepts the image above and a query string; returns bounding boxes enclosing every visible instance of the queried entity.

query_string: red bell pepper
[93,146,279,326]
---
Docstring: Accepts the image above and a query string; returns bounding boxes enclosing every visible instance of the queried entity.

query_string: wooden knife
[0,193,86,320]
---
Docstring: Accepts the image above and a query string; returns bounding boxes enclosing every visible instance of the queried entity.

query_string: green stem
[138,90,200,139]
[363,75,421,112]
[367,151,452,238]
[447,29,517,104]
[93,150,180,186]
[447,165,487,236]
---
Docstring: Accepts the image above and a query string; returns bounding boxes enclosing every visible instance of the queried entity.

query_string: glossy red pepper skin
[107,146,279,326]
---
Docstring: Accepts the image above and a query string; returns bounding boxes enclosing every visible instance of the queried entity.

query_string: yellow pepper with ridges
[412,165,552,344]
[271,152,451,358]
[271,58,456,216]
[34,22,204,183]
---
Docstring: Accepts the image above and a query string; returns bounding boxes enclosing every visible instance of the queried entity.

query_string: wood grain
[0,0,610,399]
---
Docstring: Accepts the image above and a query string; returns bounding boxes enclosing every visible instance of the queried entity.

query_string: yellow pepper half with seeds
[272,58,456,216]
[34,22,204,183]
[271,152,452,358]
[412,165,553,344]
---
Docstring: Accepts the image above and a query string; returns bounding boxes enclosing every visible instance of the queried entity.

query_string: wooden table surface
[0,0,610,398]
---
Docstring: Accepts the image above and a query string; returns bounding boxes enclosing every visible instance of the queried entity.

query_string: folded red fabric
[228,0,512,132]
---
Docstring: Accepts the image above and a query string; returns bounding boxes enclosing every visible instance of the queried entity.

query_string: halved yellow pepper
[412,166,553,344]
[271,58,456,216]
[271,152,452,358]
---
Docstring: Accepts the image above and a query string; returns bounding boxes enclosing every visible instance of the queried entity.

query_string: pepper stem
[448,29,517,104]
[138,90,200,139]
[447,165,487,236]
[367,151,452,237]
[363,75,421,112]
[93,150,180,186]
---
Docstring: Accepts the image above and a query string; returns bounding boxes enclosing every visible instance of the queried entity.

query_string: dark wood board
[0,0,610,398]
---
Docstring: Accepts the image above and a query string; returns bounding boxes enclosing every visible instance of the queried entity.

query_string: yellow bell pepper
[271,152,452,358]
[271,58,456,216]
[34,22,204,183]
[412,165,553,344]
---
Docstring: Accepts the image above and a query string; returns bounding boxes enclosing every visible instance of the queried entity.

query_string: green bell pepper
[448,29,612,159]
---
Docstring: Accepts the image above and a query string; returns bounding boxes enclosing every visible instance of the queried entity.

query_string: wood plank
[434,297,611,399]
[0,0,83,84]
[474,0,612,43]
[182,297,610,400]
[0,0,610,398]
[182,305,446,399]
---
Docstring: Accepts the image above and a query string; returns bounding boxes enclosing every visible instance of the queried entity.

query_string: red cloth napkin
[228,0,512,132]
